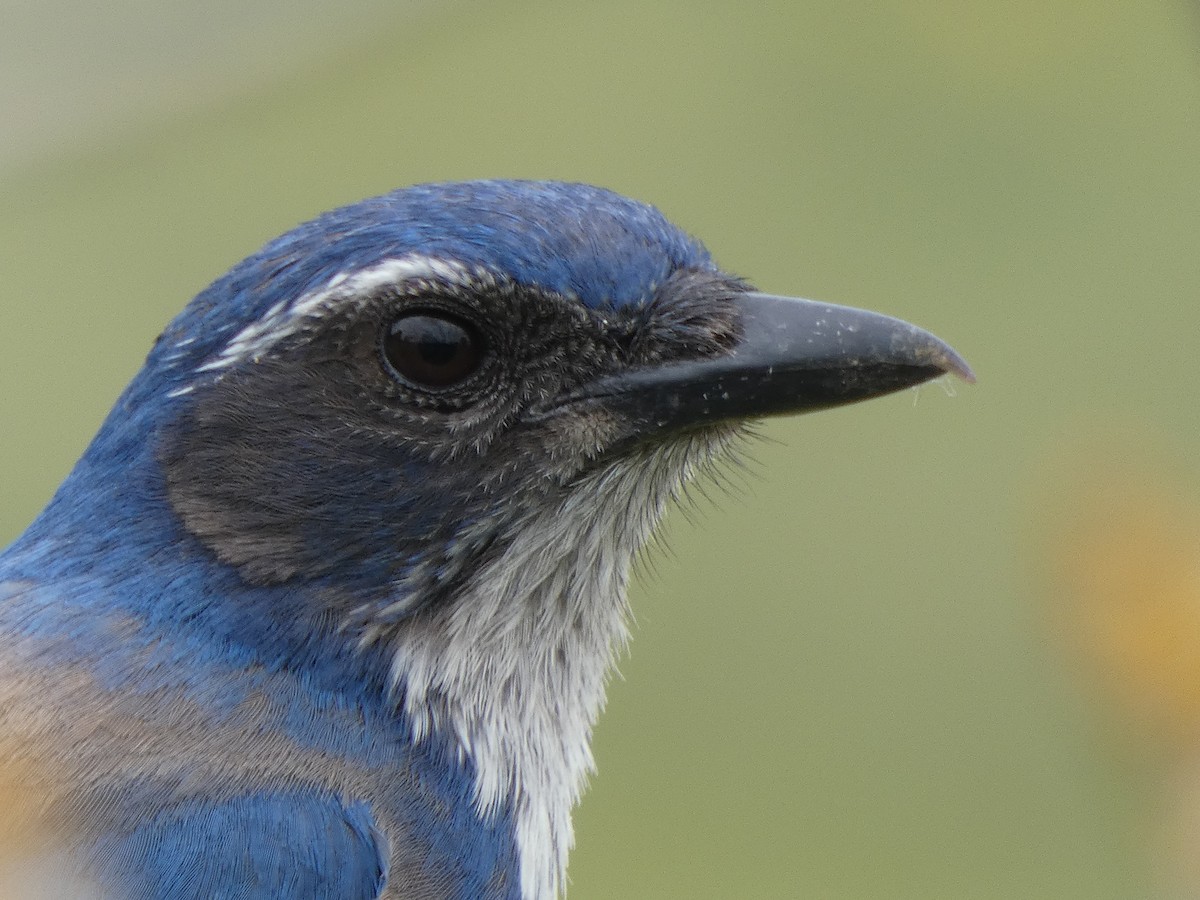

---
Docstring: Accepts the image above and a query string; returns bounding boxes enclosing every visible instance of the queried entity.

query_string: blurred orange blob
[1038,442,1200,747]
[1033,434,1200,895]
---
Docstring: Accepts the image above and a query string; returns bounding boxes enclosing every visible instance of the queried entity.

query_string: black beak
[578,292,973,437]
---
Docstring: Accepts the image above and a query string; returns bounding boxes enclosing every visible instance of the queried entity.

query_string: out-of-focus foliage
[1034,435,1200,897]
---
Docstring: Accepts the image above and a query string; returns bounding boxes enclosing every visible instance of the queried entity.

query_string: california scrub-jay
[0,180,970,899]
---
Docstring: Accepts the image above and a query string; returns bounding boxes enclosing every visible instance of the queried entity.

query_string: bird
[0,180,971,899]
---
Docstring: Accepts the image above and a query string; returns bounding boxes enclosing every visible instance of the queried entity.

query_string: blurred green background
[3,0,1199,896]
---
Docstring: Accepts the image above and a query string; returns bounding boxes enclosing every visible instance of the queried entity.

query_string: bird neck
[381,448,693,900]
[5,371,726,900]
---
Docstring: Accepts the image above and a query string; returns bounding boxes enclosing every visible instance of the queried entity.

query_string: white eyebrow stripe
[193,254,473,373]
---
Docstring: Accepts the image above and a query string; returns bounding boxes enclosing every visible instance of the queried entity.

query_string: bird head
[105,180,968,618]
[8,180,971,900]
[21,178,973,682]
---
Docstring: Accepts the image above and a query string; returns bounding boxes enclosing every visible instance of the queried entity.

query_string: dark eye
[382,312,483,388]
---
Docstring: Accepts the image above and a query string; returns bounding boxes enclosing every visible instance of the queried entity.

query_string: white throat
[387,435,731,899]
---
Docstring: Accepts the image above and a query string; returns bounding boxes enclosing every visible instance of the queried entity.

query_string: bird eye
[382,312,483,388]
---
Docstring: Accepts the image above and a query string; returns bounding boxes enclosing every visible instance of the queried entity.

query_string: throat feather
[382,432,738,899]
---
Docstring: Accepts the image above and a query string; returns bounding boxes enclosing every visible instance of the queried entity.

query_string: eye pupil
[383,313,482,388]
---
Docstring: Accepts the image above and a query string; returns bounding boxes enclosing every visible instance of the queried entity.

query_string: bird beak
[581,292,974,437]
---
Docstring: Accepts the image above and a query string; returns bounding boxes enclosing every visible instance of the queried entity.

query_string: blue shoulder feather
[89,792,388,900]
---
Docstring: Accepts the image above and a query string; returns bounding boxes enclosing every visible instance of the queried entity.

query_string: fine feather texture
[0,179,966,898]
[0,181,740,899]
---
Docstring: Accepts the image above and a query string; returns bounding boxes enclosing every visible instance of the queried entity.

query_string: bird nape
[0,180,971,900]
